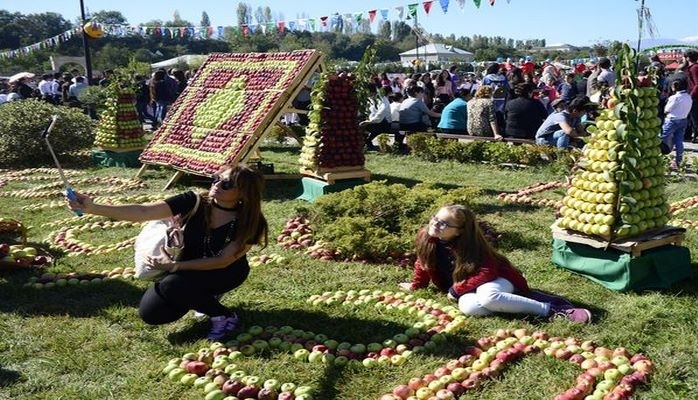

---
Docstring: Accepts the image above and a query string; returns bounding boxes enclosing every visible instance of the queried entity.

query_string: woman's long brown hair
[415,205,511,282]
[201,164,268,248]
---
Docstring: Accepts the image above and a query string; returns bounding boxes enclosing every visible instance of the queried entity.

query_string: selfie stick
[41,115,82,216]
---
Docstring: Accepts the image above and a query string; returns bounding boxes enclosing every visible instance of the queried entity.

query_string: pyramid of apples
[94,88,148,150]
[298,73,365,171]
[556,45,669,239]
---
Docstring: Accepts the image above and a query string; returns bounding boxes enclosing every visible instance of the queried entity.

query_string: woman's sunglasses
[211,174,235,190]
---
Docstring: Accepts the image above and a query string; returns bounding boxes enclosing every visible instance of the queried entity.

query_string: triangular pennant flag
[395,6,404,19]
[309,18,316,31]
[408,4,419,18]
[473,0,482,8]
[354,12,363,23]
[423,1,434,14]
[260,24,267,34]
[179,27,186,37]
[298,19,307,31]
[289,21,297,31]
[249,24,256,34]
[456,0,466,10]
[380,9,389,20]
[277,21,286,33]
[320,16,328,26]
[368,10,377,23]
[242,25,250,37]
[490,0,495,5]
[439,0,450,13]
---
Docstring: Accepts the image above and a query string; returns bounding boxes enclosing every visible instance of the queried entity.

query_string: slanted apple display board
[555,45,670,241]
[138,50,324,187]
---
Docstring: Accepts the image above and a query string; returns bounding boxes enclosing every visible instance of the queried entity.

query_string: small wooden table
[551,224,686,258]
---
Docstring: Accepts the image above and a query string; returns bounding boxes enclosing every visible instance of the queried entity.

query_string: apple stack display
[298,73,365,171]
[94,89,148,150]
[556,45,669,239]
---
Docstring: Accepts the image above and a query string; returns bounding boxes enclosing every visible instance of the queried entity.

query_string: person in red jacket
[399,205,591,323]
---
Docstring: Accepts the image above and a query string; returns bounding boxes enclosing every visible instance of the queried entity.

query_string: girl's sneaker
[549,305,592,324]
[207,312,239,340]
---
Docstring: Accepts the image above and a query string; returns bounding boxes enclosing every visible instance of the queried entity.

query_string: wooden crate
[299,167,371,184]
[551,224,686,257]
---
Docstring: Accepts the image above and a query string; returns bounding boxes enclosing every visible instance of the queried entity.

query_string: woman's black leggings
[139,261,250,325]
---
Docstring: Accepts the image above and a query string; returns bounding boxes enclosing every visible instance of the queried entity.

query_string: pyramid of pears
[556,45,670,239]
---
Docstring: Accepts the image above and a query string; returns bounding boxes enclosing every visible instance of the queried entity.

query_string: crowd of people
[357,53,697,159]
[0,67,193,127]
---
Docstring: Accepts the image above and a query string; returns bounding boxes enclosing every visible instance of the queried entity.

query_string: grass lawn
[1,142,697,400]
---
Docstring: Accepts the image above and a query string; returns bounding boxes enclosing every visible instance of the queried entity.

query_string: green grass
[1,142,698,399]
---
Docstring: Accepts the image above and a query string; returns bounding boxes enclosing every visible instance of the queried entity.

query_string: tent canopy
[150,54,207,70]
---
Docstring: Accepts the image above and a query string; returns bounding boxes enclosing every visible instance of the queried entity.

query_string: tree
[377,21,391,40]
[391,21,412,42]
[236,3,252,26]
[91,10,128,25]
[200,11,210,27]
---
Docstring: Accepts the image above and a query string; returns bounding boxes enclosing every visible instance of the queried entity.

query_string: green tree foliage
[90,10,128,25]
[200,11,211,27]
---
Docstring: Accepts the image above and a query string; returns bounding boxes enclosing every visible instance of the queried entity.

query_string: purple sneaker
[207,312,239,340]
[528,289,575,309]
[550,305,592,324]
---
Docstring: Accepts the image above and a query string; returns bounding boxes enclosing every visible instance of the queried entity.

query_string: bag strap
[182,194,201,225]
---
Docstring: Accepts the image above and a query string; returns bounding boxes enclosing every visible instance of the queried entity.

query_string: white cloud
[679,35,698,43]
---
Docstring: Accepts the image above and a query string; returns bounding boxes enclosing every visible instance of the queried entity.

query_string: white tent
[399,43,474,65]
[150,54,207,70]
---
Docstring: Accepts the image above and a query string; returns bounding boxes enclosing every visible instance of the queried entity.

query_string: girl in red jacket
[399,205,591,323]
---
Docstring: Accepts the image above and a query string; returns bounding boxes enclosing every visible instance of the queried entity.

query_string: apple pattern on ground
[140,50,319,176]
[497,181,565,209]
[23,267,136,289]
[668,195,698,230]
[0,176,146,199]
[0,168,85,189]
[163,290,652,400]
[22,193,168,212]
[46,217,143,256]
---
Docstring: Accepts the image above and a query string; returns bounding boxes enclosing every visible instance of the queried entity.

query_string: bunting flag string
[0,0,512,59]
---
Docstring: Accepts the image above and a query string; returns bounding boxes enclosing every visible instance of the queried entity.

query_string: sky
[3,0,697,48]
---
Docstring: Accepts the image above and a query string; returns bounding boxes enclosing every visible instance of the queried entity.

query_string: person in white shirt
[661,79,693,169]
[359,83,392,151]
[37,74,54,102]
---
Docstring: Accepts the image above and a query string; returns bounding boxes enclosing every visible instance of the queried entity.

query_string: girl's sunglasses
[211,174,235,190]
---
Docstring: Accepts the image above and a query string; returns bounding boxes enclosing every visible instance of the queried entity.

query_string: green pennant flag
[309,18,316,31]
[473,0,482,7]
[408,4,418,19]
[354,13,363,23]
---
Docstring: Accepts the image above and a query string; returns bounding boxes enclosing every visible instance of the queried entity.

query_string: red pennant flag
[277,21,286,33]
[242,25,249,37]
[490,0,495,5]
[423,1,434,14]
[368,9,377,23]
[320,16,328,26]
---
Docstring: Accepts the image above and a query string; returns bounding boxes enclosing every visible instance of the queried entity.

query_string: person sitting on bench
[359,83,391,151]
[397,86,442,149]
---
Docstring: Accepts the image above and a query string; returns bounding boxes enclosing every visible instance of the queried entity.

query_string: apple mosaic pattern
[668,195,698,230]
[140,50,319,176]
[164,290,652,400]
[497,181,565,209]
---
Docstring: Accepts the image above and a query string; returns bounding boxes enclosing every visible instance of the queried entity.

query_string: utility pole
[79,0,94,84]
